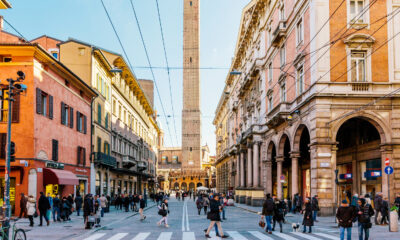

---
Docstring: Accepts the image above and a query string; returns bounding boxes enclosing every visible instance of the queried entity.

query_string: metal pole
[388,170,391,232]
[3,79,14,238]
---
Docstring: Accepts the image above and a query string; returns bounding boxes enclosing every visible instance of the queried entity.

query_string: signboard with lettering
[45,161,64,170]
[339,173,352,180]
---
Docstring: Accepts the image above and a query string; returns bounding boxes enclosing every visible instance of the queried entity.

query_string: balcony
[351,82,370,91]
[93,152,117,168]
[137,161,147,171]
[122,155,136,168]
[271,20,287,46]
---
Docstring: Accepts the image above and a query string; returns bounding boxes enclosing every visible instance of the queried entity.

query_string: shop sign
[320,162,330,168]
[75,168,87,173]
[339,173,352,179]
[364,170,381,178]
[45,161,64,170]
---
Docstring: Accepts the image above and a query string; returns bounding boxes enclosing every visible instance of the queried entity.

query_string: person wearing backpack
[272,198,284,233]
[196,196,203,215]
[261,193,274,234]
[357,198,374,240]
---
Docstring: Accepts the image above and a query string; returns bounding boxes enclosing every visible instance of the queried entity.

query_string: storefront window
[0,178,16,213]
[95,171,101,195]
[103,173,108,195]
[361,159,381,199]
[124,181,128,194]
[77,180,86,196]
[110,179,115,196]
[129,182,132,194]
[117,180,122,194]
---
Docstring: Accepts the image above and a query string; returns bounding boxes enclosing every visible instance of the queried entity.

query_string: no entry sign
[385,158,390,166]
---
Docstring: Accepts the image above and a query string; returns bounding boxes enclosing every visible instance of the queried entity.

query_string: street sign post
[385,165,394,232]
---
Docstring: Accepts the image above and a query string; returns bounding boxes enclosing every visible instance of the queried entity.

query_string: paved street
[17,197,399,240]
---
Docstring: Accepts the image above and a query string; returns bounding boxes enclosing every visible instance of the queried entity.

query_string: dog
[292,223,300,232]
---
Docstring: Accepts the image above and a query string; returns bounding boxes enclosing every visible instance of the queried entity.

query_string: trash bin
[390,210,398,232]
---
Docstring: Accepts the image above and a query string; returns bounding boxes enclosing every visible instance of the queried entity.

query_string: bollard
[389,211,398,232]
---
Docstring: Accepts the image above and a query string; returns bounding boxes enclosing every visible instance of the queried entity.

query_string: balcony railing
[93,152,117,168]
[138,161,147,171]
[122,155,136,168]
[271,20,287,46]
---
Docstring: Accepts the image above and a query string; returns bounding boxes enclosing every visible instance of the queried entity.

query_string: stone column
[290,152,300,200]
[235,154,240,188]
[253,142,260,187]
[240,150,245,187]
[265,160,273,195]
[276,156,284,199]
[247,145,253,187]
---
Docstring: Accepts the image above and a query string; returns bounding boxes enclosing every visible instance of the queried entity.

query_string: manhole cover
[64,226,72,228]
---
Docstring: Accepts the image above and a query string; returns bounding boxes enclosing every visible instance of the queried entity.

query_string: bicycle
[0,218,26,240]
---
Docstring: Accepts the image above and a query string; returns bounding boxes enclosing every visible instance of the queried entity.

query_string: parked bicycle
[0,218,26,240]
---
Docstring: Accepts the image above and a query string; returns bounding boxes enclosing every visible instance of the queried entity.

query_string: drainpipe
[90,96,96,194]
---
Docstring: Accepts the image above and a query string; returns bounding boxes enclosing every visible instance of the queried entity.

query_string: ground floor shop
[233,97,400,215]
[0,160,89,216]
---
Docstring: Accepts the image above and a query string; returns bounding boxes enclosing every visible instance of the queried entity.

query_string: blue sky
[2,0,249,155]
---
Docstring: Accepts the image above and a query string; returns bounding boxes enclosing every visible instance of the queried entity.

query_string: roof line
[30,35,64,43]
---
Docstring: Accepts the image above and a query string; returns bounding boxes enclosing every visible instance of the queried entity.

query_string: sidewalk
[16,202,156,240]
[234,202,400,239]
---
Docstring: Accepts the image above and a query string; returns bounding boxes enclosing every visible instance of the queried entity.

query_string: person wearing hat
[336,200,356,240]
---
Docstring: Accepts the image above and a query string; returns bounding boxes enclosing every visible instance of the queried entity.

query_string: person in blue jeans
[52,195,61,222]
[311,195,319,222]
[336,200,356,240]
[356,198,374,240]
[261,194,274,234]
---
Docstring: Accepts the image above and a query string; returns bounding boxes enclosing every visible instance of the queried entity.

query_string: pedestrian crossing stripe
[83,230,341,240]
[314,233,340,240]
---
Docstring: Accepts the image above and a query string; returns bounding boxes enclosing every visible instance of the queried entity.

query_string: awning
[43,168,79,185]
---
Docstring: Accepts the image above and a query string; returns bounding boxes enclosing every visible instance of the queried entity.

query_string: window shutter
[83,115,87,134]
[11,93,20,123]
[69,107,74,128]
[49,95,53,119]
[83,147,86,166]
[36,88,42,115]
[0,133,6,159]
[77,146,81,165]
[61,102,65,125]
[52,139,58,161]
[76,111,80,131]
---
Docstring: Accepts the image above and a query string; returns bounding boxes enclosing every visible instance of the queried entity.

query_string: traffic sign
[385,166,394,175]
[280,175,285,180]
[385,158,390,166]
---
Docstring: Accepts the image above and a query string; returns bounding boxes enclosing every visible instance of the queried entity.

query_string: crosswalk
[82,230,340,240]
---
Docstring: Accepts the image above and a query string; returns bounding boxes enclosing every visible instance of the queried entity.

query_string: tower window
[190,57,192,63]
[190,1,192,6]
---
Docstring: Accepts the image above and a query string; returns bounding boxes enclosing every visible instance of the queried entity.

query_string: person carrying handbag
[157,199,169,227]
[204,195,228,238]
[357,198,374,240]
[26,195,36,227]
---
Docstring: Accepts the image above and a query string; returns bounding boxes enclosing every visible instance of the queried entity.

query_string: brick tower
[182,0,201,170]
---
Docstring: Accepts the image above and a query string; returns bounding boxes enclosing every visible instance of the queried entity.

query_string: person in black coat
[272,199,285,233]
[75,194,83,216]
[139,195,146,220]
[336,200,356,240]
[357,198,374,240]
[261,194,275,234]
[38,192,50,226]
[395,193,400,220]
[311,195,319,222]
[302,198,314,233]
[204,195,228,238]
[83,194,94,229]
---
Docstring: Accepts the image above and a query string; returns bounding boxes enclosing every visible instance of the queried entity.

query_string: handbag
[33,203,38,218]
[259,220,266,228]
[158,209,167,216]
[365,222,372,229]
[88,216,95,223]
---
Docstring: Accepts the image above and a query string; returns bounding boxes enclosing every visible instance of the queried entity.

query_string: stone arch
[293,123,311,152]
[173,182,180,190]
[331,112,390,144]
[181,182,187,191]
[197,182,202,187]
[278,133,291,156]
[189,182,195,191]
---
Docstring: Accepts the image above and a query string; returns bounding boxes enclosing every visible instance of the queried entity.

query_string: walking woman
[272,199,284,233]
[302,198,314,233]
[205,195,228,238]
[157,199,169,228]
[26,195,36,227]
[203,195,210,215]
[196,195,203,215]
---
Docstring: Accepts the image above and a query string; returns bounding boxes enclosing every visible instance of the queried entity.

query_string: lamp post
[2,71,26,238]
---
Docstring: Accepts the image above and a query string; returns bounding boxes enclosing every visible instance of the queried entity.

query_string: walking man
[52,195,61,222]
[19,193,27,218]
[357,198,374,240]
[139,195,146,220]
[336,200,356,240]
[311,195,319,222]
[261,193,274,234]
[75,194,83,216]
[38,192,50,226]
[99,194,108,217]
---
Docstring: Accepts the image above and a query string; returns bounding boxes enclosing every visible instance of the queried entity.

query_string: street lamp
[2,71,27,238]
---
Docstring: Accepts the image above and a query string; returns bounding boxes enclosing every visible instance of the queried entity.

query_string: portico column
[235,154,240,188]
[240,150,245,187]
[253,142,260,187]
[247,145,253,187]
[265,160,273,194]
[276,156,284,199]
[290,152,300,200]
